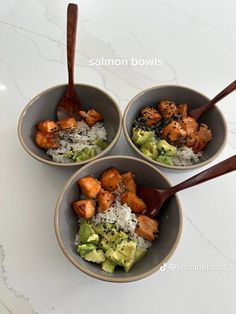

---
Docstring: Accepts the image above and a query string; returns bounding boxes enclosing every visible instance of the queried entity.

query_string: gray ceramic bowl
[123,85,227,170]
[54,156,182,282]
[18,84,122,166]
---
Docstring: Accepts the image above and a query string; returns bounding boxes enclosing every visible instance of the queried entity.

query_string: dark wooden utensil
[189,80,236,120]
[138,155,236,217]
[57,3,82,120]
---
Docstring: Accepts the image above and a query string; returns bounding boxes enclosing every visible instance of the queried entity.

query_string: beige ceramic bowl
[18,84,122,167]
[123,85,227,170]
[54,156,182,282]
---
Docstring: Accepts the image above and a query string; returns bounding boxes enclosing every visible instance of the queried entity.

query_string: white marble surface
[0,0,236,313]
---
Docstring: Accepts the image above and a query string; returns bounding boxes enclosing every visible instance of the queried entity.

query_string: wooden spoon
[189,80,236,120]
[57,3,82,120]
[138,155,236,217]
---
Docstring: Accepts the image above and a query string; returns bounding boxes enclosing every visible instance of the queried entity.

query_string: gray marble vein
[0,299,12,314]
[159,0,236,42]
[0,246,36,314]
[0,57,29,100]
[184,214,236,265]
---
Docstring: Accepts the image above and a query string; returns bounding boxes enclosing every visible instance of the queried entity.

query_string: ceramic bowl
[123,85,227,170]
[54,155,182,282]
[18,84,122,166]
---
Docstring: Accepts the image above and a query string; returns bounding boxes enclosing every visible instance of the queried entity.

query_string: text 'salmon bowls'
[54,156,182,282]
[18,84,122,167]
[123,85,227,170]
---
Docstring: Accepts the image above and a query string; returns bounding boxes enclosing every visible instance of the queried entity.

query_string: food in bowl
[35,109,109,163]
[72,168,159,273]
[132,101,212,166]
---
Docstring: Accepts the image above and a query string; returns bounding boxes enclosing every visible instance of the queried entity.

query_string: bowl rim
[54,155,183,283]
[123,84,227,170]
[17,83,122,167]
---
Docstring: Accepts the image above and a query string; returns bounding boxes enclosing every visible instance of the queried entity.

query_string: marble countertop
[0,0,236,313]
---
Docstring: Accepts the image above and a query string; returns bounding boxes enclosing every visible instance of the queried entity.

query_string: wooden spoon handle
[167,155,236,196]
[67,3,78,87]
[190,80,236,120]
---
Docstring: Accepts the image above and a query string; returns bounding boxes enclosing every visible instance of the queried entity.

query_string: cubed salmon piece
[177,103,188,117]
[162,121,187,143]
[122,172,136,193]
[141,107,161,126]
[158,100,177,119]
[37,120,59,133]
[78,176,101,198]
[100,168,122,191]
[135,215,159,241]
[121,191,146,214]
[97,190,115,212]
[73,200,96,218]
[57,117,77,129]
[186,123,212,153]
[79,109,103,127]
[181,116,198,136]
[35,131,59,149]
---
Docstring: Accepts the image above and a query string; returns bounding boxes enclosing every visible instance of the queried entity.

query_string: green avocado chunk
[73,147,97,161]
[93,222,114,236]
[132,128,154,146]
[116,241,137,260]
[94,222,127,243]
[79,221,99,245]
[141,141,158,160]
[84,249,106,264]
[105,240,137,269]
[157,140,177,156]
[63,150,74,159]
[124,246,147,272]
[124,259,135,272]
[94,139,109,150]
[156,154,172,165]
[77,244,97,258]
[100,238,113,252]
[99,228,128,252]
[105,248,127,266]
[102,259,116,273]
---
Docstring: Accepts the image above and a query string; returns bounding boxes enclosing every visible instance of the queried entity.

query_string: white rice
[92,200,152,249]
[46,121,107,163]
[172,146,202,166]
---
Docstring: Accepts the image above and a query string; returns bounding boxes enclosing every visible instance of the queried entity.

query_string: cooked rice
[172,146,202,166]
[92,200,152,249]
[46,121,107,163]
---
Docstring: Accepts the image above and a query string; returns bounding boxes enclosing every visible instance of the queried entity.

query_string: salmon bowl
[54,156,182,282]
[123,85,227,170]
[18,84,122,167]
